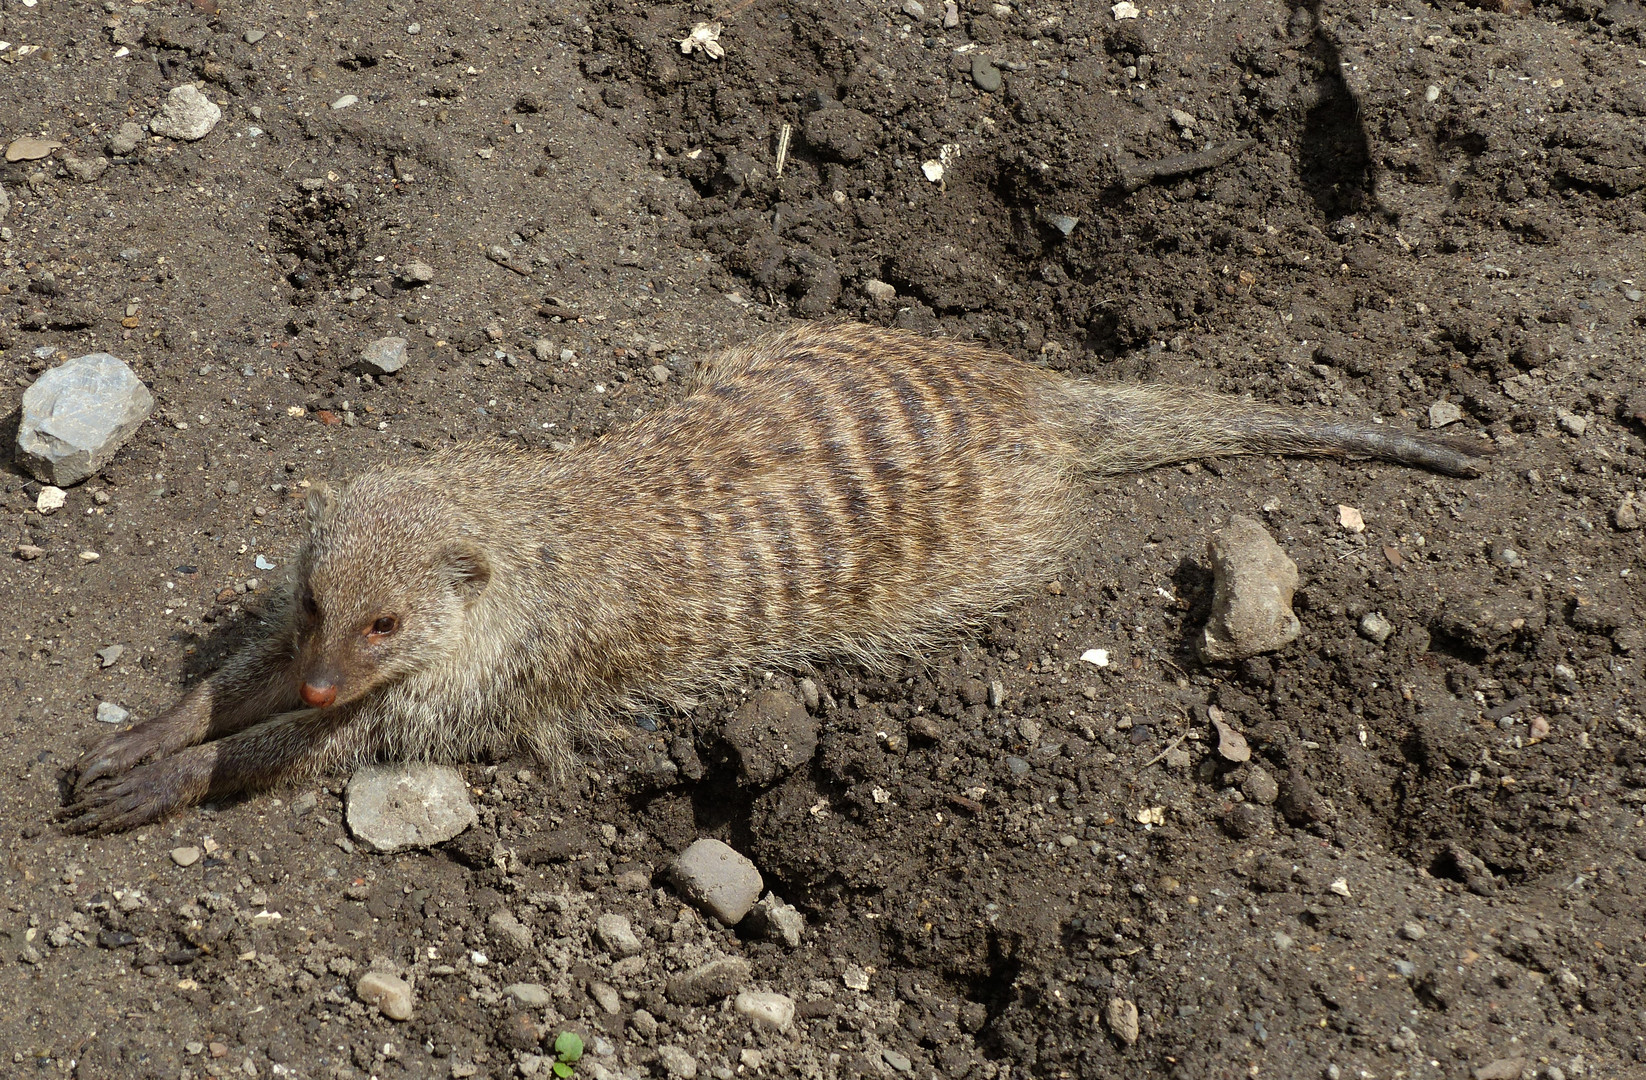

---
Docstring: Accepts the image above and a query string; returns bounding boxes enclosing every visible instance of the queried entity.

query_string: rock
[244,29,266,43]
[358,336,409,375]
[505,982,553,1007]
[746,892,804,948]
[1241,766,1279,805]
[37,486,67,514]
[6,136,64,162]
[1358,612,1395,644]
[149,85,222,141]
[1615,491,1642,531]
[16,353,155,487]
[106,122,144,156]
[649,364,671,385]
[901,0,927,17]
[97,644,125,668]
[1198,515,1300,662]
[1170,107,1197,130]
[345,763,477,852]
[1047,213,1079,237]
[1556,409,1587,436]
[722,689,817,786]
[95,701,130,725]
[1277,771,1332,826]
[356,970,414,1021]
[1472,1059,1526,1080]
[398,261,435,286]
[487,909,534,956]
[595,913,644,958]
[1105,997,1140,1045]
[1221,802,1270,838]
[1079,648,1110,667]
[1399,922,1426,941]
[656,1046,698,1079]
[944,2,960,28]
[15,544,44,560]
[1209,708,1250,762]
[588,980,621,1014]
[331,94,359,110]
[170,846,201,867]
[1428,400,1463,428]
[1337,504,1366,533]
[863,278,897,303]
[63,155,110,183]
[665,957,751,1005]
[0,183,9,219]
[671,839,763,925]
[970,55,1003,92]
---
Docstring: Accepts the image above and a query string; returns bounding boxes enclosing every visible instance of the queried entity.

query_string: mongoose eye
[369,615,399,637]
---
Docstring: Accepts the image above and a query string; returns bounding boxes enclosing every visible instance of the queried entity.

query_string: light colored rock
[149,85,222,141]
[170,846,201,867]
[1359,612,1395,644]
[0,182,10,219]
[1428,399,1461,429]
[595,913,644,958]
[1197,515,1300,662]
[863,279,897,303]
[17,354,155,487]
[1105,997,1140,1045]
[656,1046,698,1079]
[97,644,125,667]
[95,701,130,725]
[331,94,359,110]
[359,336,408,375]
[1556,409,1587,436]
[63,155,110,183]
[108,122,145,155]
[670,838,763,925]
[506,982,553,1007]
[665,957,751,1005]
[589,980,621,1014]
[734,991,795,1033]
[399,260,435,285]
[1337,504,1366,533]
[356,970,413,1020]
[748,892,804,948]
[1615,491,1642,531]
[488,909,534,953]
[36,486,67,514]
[345,763,477,852]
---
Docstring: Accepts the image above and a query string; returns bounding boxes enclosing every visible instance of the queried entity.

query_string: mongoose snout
[61,322,1486,834]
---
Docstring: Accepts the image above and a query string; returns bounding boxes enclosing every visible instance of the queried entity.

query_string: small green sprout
[552,1031,585,1078]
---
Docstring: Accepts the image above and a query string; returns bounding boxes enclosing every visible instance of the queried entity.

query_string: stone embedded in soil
[734,991,795,1032]
[1358,612,1395,644]
[595,913,644,958]
[1472,1058,1527,1080]
[970,55,1003,92]
[671,838,763,924]
[16,353,155,487]
[63,155,110,183]
[356,970,413,1020]
[170,846,201,867]
[1428,400,1463,428]
[747,892,805,948]
[656,1046,698,1079]
[358,336,409,375]
[863,279,897,302]
[345,763,477,852]
[96,644,124,668]
[1197,514,1300,662]
[36,486,66,514]
[1105,998,1140,1045]
[722,688,818,786]
[589,980,621,1014]
[665,957,751,1005]
[505,983,552,1007]
[95,701,130,725]
[398,260,436,286]
[882,1049,914,1073]
[1241,765,1279,806]
[1615,491,1642,531]
[487,909,534,956]
[1209,707,1250,762]
[149,85,222,141]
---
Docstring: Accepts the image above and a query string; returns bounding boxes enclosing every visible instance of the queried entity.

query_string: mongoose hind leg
[61,707,356,834]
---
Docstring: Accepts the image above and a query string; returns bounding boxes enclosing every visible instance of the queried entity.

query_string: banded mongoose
[62,323,1484,833]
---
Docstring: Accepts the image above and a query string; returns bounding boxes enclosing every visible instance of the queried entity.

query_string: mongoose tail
[1061,383,1489,478]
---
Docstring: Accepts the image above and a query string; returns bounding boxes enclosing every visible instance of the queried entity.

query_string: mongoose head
[290,477,491,709]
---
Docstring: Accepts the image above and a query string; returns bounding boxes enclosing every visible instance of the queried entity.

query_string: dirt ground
[2,0,1644,1077]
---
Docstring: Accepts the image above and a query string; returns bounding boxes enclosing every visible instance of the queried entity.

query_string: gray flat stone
[16,353,154,487]
[670,838,763,925]
[345,763,477,852]
[149,84,222,141]
[596,913,644,958]
[359,336,409,375]
[504,982,552,1007]
[665,957,751,1005]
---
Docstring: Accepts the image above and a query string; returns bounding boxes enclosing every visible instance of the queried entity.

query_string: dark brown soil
[2,1,1644,1078]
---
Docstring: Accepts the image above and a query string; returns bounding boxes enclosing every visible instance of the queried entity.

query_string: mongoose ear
[439,540,491,602]
[306,482,340,527]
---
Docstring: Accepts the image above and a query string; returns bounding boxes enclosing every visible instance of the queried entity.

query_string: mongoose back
[62,323,1484,832]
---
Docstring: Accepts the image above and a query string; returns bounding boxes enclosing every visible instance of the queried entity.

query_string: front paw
[73,724,179,795]
[59,750,211,835]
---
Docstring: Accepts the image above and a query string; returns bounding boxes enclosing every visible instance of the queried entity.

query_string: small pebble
[1337,505,1366,533]
[1105,998,1140,1045]
[399,261,436,286]
[670,838,763,925]
[656,1046,698,1080]
[1079,648,1109,667]
[1428,400,1463,428]
[970,55,1003,93]
[95,701,130,725]
[359,336,409,375]
[331,94,359,110]
[1399,921,1426,941]
[1425,84,1441,102]
[36,486,67,514]
[15,544,45,561]
[595,913,644,958]
[842,965,870,992]
[1358,612,1395,644]
[96,644,124,668]
[149,84,221,141]
[1529,714,1550,739]
[504,983,552,1007]
[901,0,926,18]
[79,550,100,562]
[170,846,201,867]
[734,991,795,1033]
[356,970,414,1020]
[881,1049,913,1074]
[244,29,265,43]
[1556,409,1588,437]
[1328,878,1352,898]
